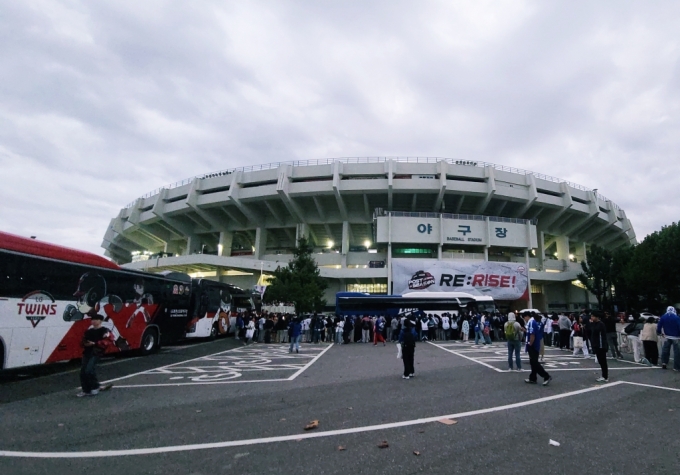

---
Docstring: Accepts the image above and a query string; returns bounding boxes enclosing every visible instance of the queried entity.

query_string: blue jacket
[657,311,680,338]
[288,321,302,338]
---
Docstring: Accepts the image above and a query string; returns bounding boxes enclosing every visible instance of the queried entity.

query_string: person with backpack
[505,312,523,371]
[399,319,419,379]
[473,314,483,345]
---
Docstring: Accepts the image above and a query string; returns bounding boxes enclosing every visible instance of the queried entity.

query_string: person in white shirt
[302,317,311,343]
[442,314,451,340]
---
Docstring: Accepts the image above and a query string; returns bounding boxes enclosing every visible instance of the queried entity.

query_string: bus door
[7,328,46,368]
[186,281,222,339]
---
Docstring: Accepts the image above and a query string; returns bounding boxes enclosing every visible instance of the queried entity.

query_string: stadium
[102,157,636,313]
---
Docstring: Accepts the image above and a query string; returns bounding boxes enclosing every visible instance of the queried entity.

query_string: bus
[401,291,496,315]
[335,291,478,316]
[0,231,193,370]
[185,280,255,339]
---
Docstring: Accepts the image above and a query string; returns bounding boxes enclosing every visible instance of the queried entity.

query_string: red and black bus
[0,231,193,370]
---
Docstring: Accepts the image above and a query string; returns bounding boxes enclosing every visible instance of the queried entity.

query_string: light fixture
[327,240,334,248]
[364,240,371,248]
[569,254,575,260]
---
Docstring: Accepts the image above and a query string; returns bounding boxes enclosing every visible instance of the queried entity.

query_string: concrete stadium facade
[103,157,636,312]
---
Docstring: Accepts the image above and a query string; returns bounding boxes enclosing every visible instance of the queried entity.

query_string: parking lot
[0,338,678,475]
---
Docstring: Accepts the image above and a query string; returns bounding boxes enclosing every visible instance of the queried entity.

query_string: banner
[392,259,529,301]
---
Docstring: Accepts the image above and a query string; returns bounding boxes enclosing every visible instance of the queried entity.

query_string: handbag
[573,336,584,349]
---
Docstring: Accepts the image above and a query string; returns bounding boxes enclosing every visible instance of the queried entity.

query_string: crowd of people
[227,305,680,380]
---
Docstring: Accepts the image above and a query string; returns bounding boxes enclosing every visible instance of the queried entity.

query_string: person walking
[603,312,624,359]
[399,319,418,379]
[77,314,114,397]
[657,306,680,371]
[505,312,523,371]
[589,311,609,382]
[374,316,386,346]
[640,317,659,366]
[522,312,552,386]
[288,317,302,353]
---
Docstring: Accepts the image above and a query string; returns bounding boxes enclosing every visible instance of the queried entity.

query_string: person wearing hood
[657,306,680,371]
[505,312,523,371]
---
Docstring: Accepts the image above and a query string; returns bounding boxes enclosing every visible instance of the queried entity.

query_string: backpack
[505,321,518,341]
[362,319,371,330]
[377,319,385,331]
[624,322,637,334]
[402,329,416,347]
[452,321,458,330]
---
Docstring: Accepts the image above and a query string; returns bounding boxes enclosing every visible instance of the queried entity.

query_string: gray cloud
[1,0,679,253]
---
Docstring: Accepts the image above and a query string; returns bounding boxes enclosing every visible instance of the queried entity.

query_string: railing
[125,157,618,209]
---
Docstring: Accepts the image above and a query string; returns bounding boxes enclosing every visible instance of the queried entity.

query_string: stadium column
[387,212,392,294]
[438,213,443,259]
[555,235,569,262]
[218,232,233,257]
[537,231,545,270]
[341,221,349,268]
[185,236,201,255]
[296,223,310,243]
[254,227,267,260]
[525,248,533,309]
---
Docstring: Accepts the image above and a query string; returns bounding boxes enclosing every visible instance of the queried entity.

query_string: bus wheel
[209,324,218,340]
[140,328,160,355]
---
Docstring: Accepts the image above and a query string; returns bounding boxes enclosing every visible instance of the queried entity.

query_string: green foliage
[263,237,327,313]
[624,222,680,312]
[578,245,613,310]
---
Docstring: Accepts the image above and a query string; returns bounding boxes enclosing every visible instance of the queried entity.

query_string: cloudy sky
[1,0,679,255]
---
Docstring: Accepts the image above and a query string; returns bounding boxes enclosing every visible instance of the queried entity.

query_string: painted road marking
[2,380,677,458]
[109,344,333,388]
[429,341,654,372]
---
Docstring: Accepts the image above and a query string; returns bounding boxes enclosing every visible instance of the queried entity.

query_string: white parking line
[3,379,677,458]
[430,342,656,372]
[108,344,333,388]
[427,341,503,372]
[288,343,333,380]
[100,346,246,385]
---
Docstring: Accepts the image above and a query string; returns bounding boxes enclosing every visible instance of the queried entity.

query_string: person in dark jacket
[77,314,114,397]
[288,317,303,353]
[603,312,623,359]
[399,319,419,379]
[589,311,609,382]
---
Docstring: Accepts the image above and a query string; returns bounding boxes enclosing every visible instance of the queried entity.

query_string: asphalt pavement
[0,337,678,475]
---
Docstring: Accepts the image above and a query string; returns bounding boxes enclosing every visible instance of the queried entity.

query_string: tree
[263,237,327,313]
[611,245,635,312]
[626,222,680,313]
[578,245,613,311]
